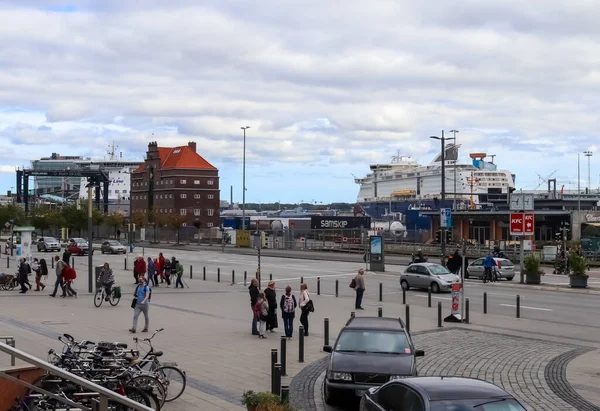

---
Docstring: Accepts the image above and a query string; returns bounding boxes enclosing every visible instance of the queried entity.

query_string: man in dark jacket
[264,281,278,332]
[18,258,29,293]
[62,249,71,265]
[249,278,259,335]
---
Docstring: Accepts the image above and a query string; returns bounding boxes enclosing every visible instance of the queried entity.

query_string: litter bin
[94,266,104,291]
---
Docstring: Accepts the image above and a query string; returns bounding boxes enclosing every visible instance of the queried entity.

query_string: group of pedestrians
[248,279,313,339]
[135,253,184,288]
[49,250,78,298]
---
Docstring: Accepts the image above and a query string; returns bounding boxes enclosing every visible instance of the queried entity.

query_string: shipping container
[310,216,371,230]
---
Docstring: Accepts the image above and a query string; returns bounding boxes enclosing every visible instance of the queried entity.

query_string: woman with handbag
[129,276,150,333]
[299,283,313,337]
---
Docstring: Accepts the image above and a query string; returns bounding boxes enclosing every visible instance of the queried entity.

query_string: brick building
[130,141,220,228]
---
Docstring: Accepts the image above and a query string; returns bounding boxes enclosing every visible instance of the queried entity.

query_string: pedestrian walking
[248,278,260,335]
[152,258,160,286]
[133,255,140,284]
[158,253,166,284]
[147,257,156,286]
[253,292,268,339]
[37,258,48,291]
[49,255,65,297]
[299,283,312,336]
[130,276,151,333]
[18,258,29,294]
[280,286,297,339]
[62,263,77,298]
[33,258,46,291]
[170,256,177,284]
[175,260,184,288]
[62,249,71,265]
[352,268,366,310]
[264,281,278,332]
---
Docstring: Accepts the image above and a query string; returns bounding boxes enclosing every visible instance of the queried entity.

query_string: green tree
[0,204,26,226]
[105,212,124,236]
[46,210,66,238]
[92,208,105,227]
[164,213,187,244]
[132,211,148,228]
[31,214,51,236]
[61,205,87,236]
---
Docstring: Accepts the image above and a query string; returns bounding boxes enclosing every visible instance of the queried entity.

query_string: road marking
[414,295,452,301]
[500,304,552,311]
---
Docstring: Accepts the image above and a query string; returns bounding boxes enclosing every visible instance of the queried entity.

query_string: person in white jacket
[299,283,311,336]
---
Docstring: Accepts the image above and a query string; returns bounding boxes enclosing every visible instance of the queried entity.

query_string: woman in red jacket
[158,253,166,285]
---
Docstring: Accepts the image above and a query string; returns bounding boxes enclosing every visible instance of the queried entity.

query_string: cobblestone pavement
[290,328,600,411]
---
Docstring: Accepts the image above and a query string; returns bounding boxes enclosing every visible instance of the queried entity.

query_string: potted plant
[242,391,292,411]
[523,254,544,284]
[569,253,589,288]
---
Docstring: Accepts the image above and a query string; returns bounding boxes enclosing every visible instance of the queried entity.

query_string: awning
[583,222,600,227]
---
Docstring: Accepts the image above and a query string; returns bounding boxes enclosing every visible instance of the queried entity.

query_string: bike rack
[0,342,153,411]
[0,336,16,366]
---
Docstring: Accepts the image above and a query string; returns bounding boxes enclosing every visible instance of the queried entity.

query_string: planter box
[525,273,541,284]
[569,275,589,289]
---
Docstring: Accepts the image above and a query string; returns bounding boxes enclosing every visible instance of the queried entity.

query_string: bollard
[300,276,304,285]
[124,258,127,271]
[190,265,193,279]
[280,335,287,376]
[465,298,470,324]
[244,271,247,286]
[217,268,220,283]
[8,338,15,366]
[405,304,410,332]
[335,279,339,297]
[378,307,383,317]
[351,311,355,318]
[232,269,235,285]
[270,273,273,281]
[317,277,321,295]
[324,318,329,347]
[281,385,290,404]
[51,258,54,269]
[516,295,520,318]
[483,292,487,314]
[71,257,74,267]
[437,302,442,328]
[298,326,305,363]
[203,266,206,281]
[6,256,8,269]
[428,287,432,308]
[402,288,406,305]
[273,364,281,396]
[379,282,383,302]
[270,348,278,393]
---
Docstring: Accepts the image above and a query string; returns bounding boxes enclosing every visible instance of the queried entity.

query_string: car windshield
[429,265,452,275]
[109,241,121,246]
[335,330,410,354]
[76,242,87,246]
[45,238,58,242]
[431,398,526,411]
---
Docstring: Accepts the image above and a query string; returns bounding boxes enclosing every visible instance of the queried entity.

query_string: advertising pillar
[369,235,385,272]
[14,226,35,264]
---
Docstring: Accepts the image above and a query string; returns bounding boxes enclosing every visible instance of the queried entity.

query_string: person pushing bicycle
[483,253,497,283]
[98,262,115,301]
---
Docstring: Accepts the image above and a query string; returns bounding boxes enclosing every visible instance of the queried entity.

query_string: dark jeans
[63,281,77,297]
[252,316,259,335]
[148,273,155,286]
[355,288,365,309]
[103,282,114,299]
[51,277,64,296]
[175,276,183,288]
[19,279,28,292]
[282,313,295,337]
[300,309,309,336]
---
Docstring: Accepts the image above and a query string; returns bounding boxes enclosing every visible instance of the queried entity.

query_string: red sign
[510,213,535,236]
[300,237,305,242]
[342,237,348,243]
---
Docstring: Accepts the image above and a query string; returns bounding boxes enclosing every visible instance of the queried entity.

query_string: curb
[486,281,600,295]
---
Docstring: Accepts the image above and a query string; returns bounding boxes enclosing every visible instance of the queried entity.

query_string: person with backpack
[299,283,313,337]
[279,286,297,339]
[253,292,268,339]
[50,255,66,297]
[62,263,77,298]
[175,260,184,288]
[170,256,177,284]
[130,275,151,333]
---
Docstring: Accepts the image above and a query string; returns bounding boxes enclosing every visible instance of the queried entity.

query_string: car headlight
[328,371,352,381]
[389,375,409,380]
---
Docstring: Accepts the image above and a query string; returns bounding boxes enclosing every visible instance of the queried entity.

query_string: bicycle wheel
[94,289,104,307]
[110,386,152,411]
[129,375,166,409]
[157,365,186,402]
[109,287,121,306]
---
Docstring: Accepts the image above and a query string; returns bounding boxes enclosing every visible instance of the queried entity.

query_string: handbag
[131,285,139,309]
[349,279,356,289]
[306,299,315,313]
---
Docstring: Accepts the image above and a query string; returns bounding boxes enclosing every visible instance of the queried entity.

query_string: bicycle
[94,283,121,307]
[482,267,498,283]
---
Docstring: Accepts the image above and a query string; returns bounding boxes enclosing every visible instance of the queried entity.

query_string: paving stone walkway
[291,328,600,411]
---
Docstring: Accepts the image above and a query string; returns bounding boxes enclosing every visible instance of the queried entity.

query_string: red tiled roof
[134,145,216,173]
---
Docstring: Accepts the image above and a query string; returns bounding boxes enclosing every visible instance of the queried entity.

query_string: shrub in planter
[242,391,293,411]
[523,254,544,284]
[569,254,589,288]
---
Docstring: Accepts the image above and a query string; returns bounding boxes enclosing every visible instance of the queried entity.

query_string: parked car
[359,376,526,411]
[400,263,460,293]
[37,237,61,252]
[466,257,515,281]
[67,238,90,256]
[101,240,126,254]
[322,316,424,405]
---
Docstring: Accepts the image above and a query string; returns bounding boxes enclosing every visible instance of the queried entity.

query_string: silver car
[400,263,460,293]
[101,240,126,254]
[37,237,61,252]
[466,257,515,281]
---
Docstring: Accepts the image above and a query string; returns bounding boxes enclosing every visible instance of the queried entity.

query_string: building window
[180,179,186,184]
[182,223,187,227]
[115,190,120,194]
[156,195,159,199]
[123,190,127,193]
[208,194,214,199]
[170,194,173,199]
[180,193,187,199]
[207,209,214,216]
[207,223,214,228]
[194,180,200,185]
[194,194,201,199]
[194,209,200,216]
[109,190,112,194]
[170,180,173,184]
[170,208,173,213]
[207,180,214,185]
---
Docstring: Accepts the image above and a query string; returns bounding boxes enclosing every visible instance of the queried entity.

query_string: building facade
[130,141,220,228]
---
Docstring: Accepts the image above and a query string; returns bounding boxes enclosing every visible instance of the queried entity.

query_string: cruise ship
[355,144,516,220]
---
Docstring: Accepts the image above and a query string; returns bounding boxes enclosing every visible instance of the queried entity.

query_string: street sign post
[440,208,452,228]
[510,212,535,283]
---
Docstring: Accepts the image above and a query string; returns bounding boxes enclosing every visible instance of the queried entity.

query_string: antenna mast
[108,141,119,161]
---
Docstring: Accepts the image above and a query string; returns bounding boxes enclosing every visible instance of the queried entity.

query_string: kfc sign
[510,213,535,236]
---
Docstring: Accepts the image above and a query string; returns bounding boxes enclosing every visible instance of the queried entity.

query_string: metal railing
[0,336,16,366]
[0,341,153,411]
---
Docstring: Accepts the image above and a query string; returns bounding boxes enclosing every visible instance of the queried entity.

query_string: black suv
[323,316,424,405]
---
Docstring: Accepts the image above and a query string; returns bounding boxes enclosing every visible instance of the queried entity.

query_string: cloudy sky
[0,0,598,204]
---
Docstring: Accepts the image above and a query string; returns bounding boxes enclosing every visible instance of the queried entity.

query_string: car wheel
[506,276,514,281]
[400,280,410,291]
[431,282,440,293]
[324,380,338,405]
[464,269,470,279]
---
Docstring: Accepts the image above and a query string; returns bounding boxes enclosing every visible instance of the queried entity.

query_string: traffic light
[445,230,452,244]
[435,230,441,243]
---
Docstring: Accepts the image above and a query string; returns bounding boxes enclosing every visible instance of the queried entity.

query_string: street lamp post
[430,131,455,261]
[241,126,251,230]
[449,129,459,209]
[584,151,593,194]
[578,153,581,212]
[86,181,95,293]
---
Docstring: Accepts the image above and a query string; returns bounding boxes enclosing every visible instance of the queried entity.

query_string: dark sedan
[359,376,526,411]
[323,316,424,405]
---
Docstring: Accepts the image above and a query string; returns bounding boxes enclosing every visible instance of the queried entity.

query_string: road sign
[342,237,348,243]
[440,208,452,228]
[510,213,534,236]
[300,237,305,242]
